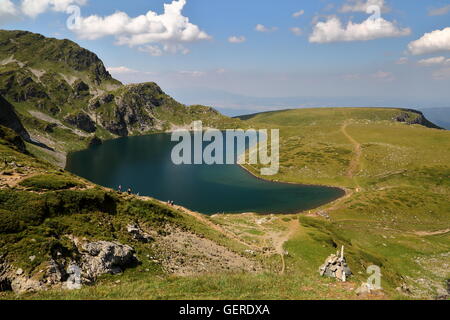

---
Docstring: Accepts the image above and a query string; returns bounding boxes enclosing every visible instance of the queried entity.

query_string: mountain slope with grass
[0,105,448,299]
[234,107,450,298]
[0,30,237,166]
[0,125,261,295]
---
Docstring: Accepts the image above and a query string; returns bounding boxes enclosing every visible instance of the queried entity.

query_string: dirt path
[266,219,300,274]
[123,192,306,273]
[341,122,362,190]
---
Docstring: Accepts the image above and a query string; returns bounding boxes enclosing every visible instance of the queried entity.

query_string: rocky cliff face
[0,94,31,142]
[393,109,443,130]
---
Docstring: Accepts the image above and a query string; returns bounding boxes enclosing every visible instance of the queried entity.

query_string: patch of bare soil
[341,122,362,191]
[0,165,35,189]
[151,225,262,276]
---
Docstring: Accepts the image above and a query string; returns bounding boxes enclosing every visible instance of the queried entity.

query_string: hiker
[118,185,122,193]
[127,188,132,195]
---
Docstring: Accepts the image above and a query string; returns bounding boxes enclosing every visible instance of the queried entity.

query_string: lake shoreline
[237,163,349,214]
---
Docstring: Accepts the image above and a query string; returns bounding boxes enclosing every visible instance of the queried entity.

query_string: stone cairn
[319,246,352,282]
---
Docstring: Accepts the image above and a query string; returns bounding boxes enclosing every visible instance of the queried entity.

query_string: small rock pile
[319,246,352,282]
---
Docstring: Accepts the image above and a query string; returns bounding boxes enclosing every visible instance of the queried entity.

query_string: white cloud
[107,66,138,74]
[21,0,86,17]
[228,35,246,43]
[417,56,450,67]
[371,71,395,81]
[138,45,163,56]
[71,0,211,55]
[408,28,450,55]
[339,0,389,13]
[396,57,408,64]
[290,27,303,36]
[139,43,190,56]
[292,10,304,18]
[428,5,450,16]
[0,0,18,23]
[255,24,278,33]
[341,73,361,80]
[432,67,450,80]
[309,16,411,43]
[178,70,205,77]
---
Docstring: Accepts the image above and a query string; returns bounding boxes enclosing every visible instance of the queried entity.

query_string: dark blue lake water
[66,133,344,214]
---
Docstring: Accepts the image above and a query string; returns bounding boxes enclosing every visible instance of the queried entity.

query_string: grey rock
[65,263,82,290]
[65,112,96,133]
[127,224,152,243]
[78,240,136,282]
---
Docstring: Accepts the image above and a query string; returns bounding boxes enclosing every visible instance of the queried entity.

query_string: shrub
[0,209,24,233]
[0,189,118,233]
[19,174,84,191]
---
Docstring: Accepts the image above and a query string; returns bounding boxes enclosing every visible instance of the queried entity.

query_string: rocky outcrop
[101,83,163,136]
[89,93,114,110]
[72,80,90,98]
[64,112,96,133]
[0,238,137,293]
[76,240,136,283]
[88,136,102,147]
[394,109,443,129]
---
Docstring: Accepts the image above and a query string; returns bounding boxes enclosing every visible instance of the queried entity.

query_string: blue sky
[2,0,450,115]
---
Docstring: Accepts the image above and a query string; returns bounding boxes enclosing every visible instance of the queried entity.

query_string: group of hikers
[117,185,174,206]
[117,185,138,196]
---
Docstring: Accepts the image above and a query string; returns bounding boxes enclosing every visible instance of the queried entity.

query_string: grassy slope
[0,126,259,300]
[1,107,448,300]
[235,108,450,298]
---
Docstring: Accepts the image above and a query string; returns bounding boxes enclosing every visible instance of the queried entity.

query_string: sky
[1,0,450,116]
